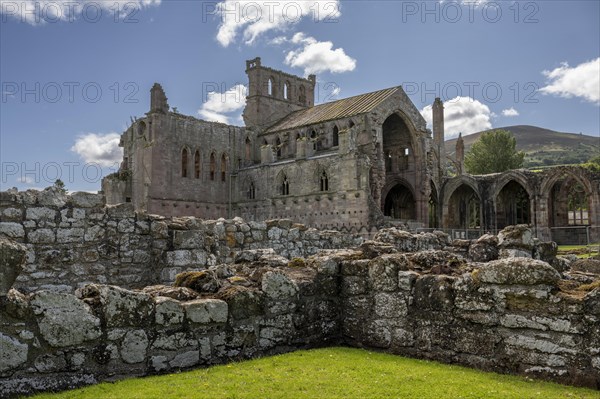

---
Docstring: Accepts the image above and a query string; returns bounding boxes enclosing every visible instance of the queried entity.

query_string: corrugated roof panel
[265,86,400,133]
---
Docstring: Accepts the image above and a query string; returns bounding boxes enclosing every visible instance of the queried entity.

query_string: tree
[53,179,67,194]
[464,129,525,175]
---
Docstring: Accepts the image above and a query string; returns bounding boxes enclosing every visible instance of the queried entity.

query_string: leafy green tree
[53,179,67,194]
[582,154,600,172]
[464,129,525,174]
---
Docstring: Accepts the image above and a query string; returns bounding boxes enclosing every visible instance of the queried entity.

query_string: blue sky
[1,0,599,192]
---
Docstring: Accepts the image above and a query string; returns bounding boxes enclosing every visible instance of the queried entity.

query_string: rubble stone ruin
[0,188,599,396]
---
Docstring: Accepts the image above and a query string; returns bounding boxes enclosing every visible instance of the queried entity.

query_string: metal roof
[265,86,401,133]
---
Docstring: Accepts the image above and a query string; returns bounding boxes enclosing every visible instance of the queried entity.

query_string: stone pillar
[432,97,446,177]
[456,133,465,175]
[296,138,306,159]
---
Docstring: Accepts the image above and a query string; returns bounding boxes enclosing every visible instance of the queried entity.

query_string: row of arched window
[181,148,228,182]
[244,171,330,200]
[266,77,307,105]
[256,125,342,161]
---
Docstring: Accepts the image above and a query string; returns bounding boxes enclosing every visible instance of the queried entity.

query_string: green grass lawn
[30,347,598,399]
[558,244,600,259]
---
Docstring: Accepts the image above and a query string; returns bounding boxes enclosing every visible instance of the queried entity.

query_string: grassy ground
[558,244,600,259]
[30,347,598,399]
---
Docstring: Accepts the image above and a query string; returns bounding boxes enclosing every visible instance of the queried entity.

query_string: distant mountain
[445,125,600,168]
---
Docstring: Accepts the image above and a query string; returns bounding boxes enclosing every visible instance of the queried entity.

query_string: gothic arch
[181,147,190,178]
[540,167,594,196]
[495,180,531,229]
[442,176,482,230]
[381,178,416,220]
[541,168,595,229]
[492,170,534,200]
[314,164,331,192]
[276,169,291,196]
[332,125,339,147]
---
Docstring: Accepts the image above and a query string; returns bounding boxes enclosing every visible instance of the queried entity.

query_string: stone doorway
[383,183,416,220]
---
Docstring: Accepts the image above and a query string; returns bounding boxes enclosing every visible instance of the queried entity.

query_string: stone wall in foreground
[1,190,599,397]
[0,262,339,397]
[0,187,362,293]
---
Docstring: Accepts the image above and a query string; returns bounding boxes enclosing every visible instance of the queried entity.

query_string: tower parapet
[243,57,316,129]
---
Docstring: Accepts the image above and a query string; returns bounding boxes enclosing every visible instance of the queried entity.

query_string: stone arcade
[102,57,600,243]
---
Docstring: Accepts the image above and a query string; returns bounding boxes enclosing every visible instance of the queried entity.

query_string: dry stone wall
[1,267,339,397]
[0,188,363,293]
[1,188,599,396]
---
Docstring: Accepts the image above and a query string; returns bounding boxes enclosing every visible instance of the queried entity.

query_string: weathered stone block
[0,333,28,372]
[182,299,228,324]
[121,330,149,364]
[28,229,55,244]
[261,271,299,299]
[374,292,408,318]
[71,192,104,208]
[173,230,206,249]
[78,284,154,327]
[26,207,56,221]
[368,255,402,292]
[498,224,534,249]
[37,187,67,208]
[476,258,561,286]
[155,297,184,326]
[0,222,25,238]
[34,354,67,373]
[169,351,199,368]
[30,291,101,347]
[0,237,26,296]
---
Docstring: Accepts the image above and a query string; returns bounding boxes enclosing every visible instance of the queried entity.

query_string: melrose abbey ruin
[103,57,599,244]
[2,57,600,396]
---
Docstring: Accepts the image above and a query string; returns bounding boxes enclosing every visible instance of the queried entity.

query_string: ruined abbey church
[102,57,599,244]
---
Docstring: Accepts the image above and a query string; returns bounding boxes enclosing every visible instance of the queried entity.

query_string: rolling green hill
[445,125,600,168]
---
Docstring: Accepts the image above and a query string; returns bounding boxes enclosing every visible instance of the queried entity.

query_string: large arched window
[209,152,216,181]
[299,85,306,105]
[221,154,227,182]
[281,175,290,196]
[268,77,274,96]
[248,181,256,200]
[320,170,329,192]
[194,150,201,179]
[181,148,189,178]
[332,125,339,147]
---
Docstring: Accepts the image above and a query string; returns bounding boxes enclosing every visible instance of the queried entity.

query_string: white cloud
[214,0,340,47]
[501,107,519,117]
[284,32,356,75]
[0,0,161,25]
[540,58,600,104]
[421,96,492,138]
[198,84,247,125]
[71,133,123,167]
[18,176,35,184]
